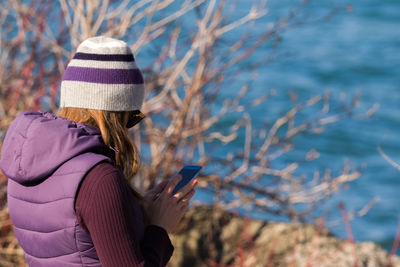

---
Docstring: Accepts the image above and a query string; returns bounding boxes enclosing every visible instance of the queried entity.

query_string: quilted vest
[0,111,115,266]
[8,153,111,266]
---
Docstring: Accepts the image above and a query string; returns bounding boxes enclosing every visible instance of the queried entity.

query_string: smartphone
[172,165,202,195]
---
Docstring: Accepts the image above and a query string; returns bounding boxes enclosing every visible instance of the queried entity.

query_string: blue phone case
[172,165,202,195]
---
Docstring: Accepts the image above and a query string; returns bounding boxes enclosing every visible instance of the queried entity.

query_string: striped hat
[60,36,145,111]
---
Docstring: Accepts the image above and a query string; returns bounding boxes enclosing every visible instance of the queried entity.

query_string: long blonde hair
[58,107,141,191]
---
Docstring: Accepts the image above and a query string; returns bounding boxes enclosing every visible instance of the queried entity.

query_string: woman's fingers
[178,189,195,210]
[157,180,169,191]
[174,179,197,199]
[164,174,182,196]
[148,180,170,200]
[179,189,195,204]
[149,178,195,233]
[153,180,169,195]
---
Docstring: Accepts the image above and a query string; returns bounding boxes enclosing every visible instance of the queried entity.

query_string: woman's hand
[144,179,169,203]
[144,175,197,233]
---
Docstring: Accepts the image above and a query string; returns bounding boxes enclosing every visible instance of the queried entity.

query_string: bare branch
[378,146,400,171]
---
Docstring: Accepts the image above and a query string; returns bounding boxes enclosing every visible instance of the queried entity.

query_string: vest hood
[0,111,107,185]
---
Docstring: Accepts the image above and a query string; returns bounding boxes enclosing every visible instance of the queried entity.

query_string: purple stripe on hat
[73,52,135,62]
[63,67,144,84]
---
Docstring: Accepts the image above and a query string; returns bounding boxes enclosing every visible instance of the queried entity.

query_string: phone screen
[172,165,202,195]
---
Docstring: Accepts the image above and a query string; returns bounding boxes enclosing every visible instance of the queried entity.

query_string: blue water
[178,0,400,252]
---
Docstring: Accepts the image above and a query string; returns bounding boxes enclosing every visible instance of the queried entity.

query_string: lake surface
[184,0,400,252]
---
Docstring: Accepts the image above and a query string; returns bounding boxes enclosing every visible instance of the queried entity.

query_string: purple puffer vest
[0,111,113,266]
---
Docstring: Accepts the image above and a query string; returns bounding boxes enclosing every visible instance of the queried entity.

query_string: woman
[0,36,197,266]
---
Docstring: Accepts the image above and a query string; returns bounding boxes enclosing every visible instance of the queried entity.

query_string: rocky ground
[168,205,400,267]
[1,203,398,266]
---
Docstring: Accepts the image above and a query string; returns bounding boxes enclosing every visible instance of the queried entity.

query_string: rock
[168,205,400,267]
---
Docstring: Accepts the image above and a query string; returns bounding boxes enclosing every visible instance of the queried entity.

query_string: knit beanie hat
[60,36,144,111]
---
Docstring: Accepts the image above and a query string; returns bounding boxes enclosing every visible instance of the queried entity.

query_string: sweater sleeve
[75,162,174,267]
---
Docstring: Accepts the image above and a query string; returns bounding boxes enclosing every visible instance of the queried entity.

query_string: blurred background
[0,0,399,264]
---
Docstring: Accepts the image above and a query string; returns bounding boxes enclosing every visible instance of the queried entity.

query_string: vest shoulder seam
[23,245,80,259]
[8,193,74,204]
[13,224,74,234]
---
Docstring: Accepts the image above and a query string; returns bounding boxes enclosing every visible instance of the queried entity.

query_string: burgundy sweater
[75,162,174,267]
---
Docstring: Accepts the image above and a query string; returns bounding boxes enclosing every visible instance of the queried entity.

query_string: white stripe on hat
[60,80,145,111]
